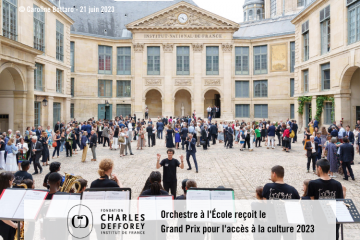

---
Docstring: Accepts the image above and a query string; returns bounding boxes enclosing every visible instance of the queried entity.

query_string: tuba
[60,173,83,193]
[14,183,27,240]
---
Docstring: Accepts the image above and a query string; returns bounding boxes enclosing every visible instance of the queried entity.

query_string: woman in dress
[308,121,314,135]
[5,139,18,172]
[16,137,28,171]
[326,137,338,177]
[120,128,127,157]
[0,172,17,240]
[113,126,119,151]
[109,126,114,150]
[166,125,175,148]
[303,128,311,151]
[353,126,359,153]
[137,126,145,150]
[234,123,240,141]
[52,130,61,159]
[41,131,49,167]
[312,126,319,137]
[174,124,181,149]
[60,129,66,152]
[320,127,328,156]
[217,122,224,143]
[46,126,53,149]
[71,129,78,155]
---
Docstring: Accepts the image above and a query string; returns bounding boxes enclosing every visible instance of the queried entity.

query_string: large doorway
[204,90,221,118]
[116,104,131,117]
[305,103,311,126]
[350,68,360,127]
[145,89,162,118]
[174,89,191,118]
[0,115,9,133]
[53,103,61,124]
[98,104,113,120]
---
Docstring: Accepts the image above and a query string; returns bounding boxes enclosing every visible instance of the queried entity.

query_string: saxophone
[14,183,27,240]
[60,173,83,193]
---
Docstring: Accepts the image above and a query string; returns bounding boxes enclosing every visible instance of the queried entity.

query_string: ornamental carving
[192,43,203,52]
[163,43,174,52]
[222,43,233,52]
[205,79,220,86]
[145,79,161,86]
[175,79,191,86]
[133,43,144,52]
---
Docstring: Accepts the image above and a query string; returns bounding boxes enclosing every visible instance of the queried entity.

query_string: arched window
[244,12,247,22]
[249,10,253,20]
[257,9,261,20]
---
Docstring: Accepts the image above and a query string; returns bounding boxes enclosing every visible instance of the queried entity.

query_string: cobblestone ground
[3,134,360,238]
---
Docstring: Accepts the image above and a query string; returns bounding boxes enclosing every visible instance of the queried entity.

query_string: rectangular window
[56,20,64,61]
[177,46,190,75]
[320,6,331,54]
[34,102,41,127]
[98,80,112,97]
[321,63,331,90]
[302,21,309,61]
[235,81,249,98]
[254,45,267,74]
[303,70,309,92]
[235,47,249,75]
[206,46,219,75]
[290,104,295,119]
[254,80,268,98]
[116,104,131,117]
[348,0,360,44]
[116,80,131,98]
[34,63,43,91]
[324,102,333,124]
[33,5,45,51]
[271,0,277,17]
[98,45,112,74]
[70,42,75,72]
[290,78,294,97]
[117,47,131,75]
[297,0,304,7]
[53,102,61,124]
[2,0,17,41]
[290,42,295,72]
[70,103,74,119]
[56,69,63,93]
[71,78,74,97]
[147,46,160,75]
[235,104,250,118]
[254,104,268,118]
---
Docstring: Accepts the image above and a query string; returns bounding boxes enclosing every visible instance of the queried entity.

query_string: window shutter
[302,21,309,33]
[347,0,359,6]
[320,6,330,22]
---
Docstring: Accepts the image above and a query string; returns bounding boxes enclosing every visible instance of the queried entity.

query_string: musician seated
[45,172,61,200]
[90,159,122,188]
[43,162,62,189]
[140,171,169,196]
[74,179,88,193]
[14,160,33,182]
[0,172,17,240]
[13,179,34,189]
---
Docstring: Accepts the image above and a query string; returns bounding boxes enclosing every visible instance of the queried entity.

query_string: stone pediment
[126,1,240,31]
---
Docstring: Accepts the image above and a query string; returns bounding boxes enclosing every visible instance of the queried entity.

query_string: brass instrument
[14,183,27,240]
[60,173,83,193]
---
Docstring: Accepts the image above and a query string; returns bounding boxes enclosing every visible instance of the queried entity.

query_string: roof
[233,16,295,40]
[243,0,264,8]
[61,0,197,39]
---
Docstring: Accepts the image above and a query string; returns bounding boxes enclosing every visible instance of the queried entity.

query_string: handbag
[119,136,125,143]
[200,140,206,146]
[284,136,290,142]
[140,134,144,139]
[52,141,57,148]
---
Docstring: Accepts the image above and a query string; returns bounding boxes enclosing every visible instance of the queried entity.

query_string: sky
[193,0,245,23]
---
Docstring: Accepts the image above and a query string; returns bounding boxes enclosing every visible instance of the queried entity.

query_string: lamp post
[42,98,48,107]
[105,100,110,107]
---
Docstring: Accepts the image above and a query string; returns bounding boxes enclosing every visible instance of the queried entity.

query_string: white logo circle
[19,6,25,12]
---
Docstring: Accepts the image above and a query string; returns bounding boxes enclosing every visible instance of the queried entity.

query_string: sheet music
[82,191,106,200]
[210,191,235,223]
[211,191,233,200]
[105,191,128,200]
[186,191,211,222]
[138,197,157,221]
[285,202,305,224]
[155,196,173,220]
[14,190,48,220]
[46,195,71,218]
[0,189,26,218]
[335,202,354,223]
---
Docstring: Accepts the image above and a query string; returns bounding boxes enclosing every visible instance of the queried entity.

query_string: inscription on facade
[205,79,220,85]
[270,44,288,72]
[145,79,161,86]
[175,79,191,86]
[144,33,222,39]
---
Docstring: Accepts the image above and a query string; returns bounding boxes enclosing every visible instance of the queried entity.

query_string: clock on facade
[178,13,188,24]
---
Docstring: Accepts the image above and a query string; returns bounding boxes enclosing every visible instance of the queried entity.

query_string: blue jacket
[157,122,164,131]
[343,131,354,144]
[339,143,354,162]
[313,120,319,129]
[5,144,18,154]
[185,138,197,154]
[80,135,88,150]
[267,125,276,136]
[330,129,338,137]
[314,137,322,153]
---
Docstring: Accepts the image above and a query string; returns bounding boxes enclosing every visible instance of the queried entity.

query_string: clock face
[178,13,188,24]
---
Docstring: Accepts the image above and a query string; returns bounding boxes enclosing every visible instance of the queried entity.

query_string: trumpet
[60,173,83,193]
[14,183,27,240]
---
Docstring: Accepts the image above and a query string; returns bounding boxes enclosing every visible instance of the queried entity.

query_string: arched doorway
[204,89,221,118]
[174,89,191,118]
[145,89,162,118]
[0,66,25,132]
[349,68,360,127]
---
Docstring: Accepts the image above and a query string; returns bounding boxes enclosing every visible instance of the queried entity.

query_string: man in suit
[212,106,216,118]
[185,133,198,173]
[209,123,217,145]
[36,126,42,140]
[156,120,164,139]
[216,106,220,118]
[201,125,208,150]
[292,120,298,143]
[339,137,355,181]
[97,122,103,144]
[146,123,153,147]
[180,124,188,150]
[65,129,73,157]
[313,118,319,129]
[102,124,110,147]
[226,123,234,149]
[89,130,97,161]
[343,125,354,144]
[54,121,63,132]
[30,136,43,175]
[305,136,318,173]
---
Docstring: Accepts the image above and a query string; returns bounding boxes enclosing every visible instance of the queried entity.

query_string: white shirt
[17,142,28,152]
[120,132,127,145]
[311,142,316,153]
[128,122,133,131]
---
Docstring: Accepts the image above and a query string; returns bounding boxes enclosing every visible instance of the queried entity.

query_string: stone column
[311,95,317,122]
[163,43,173,117]
[133,43,144,118]
[26,66,36,129]
[65,97,71,123]
[221,43,233,119]
[294,97,301,131]
[192,43,203,119]
[13,91,26,133]
[334,93,351,127]
[47,96,54,128]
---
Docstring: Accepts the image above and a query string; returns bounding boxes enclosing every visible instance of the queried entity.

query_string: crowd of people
[0,112,358,240]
